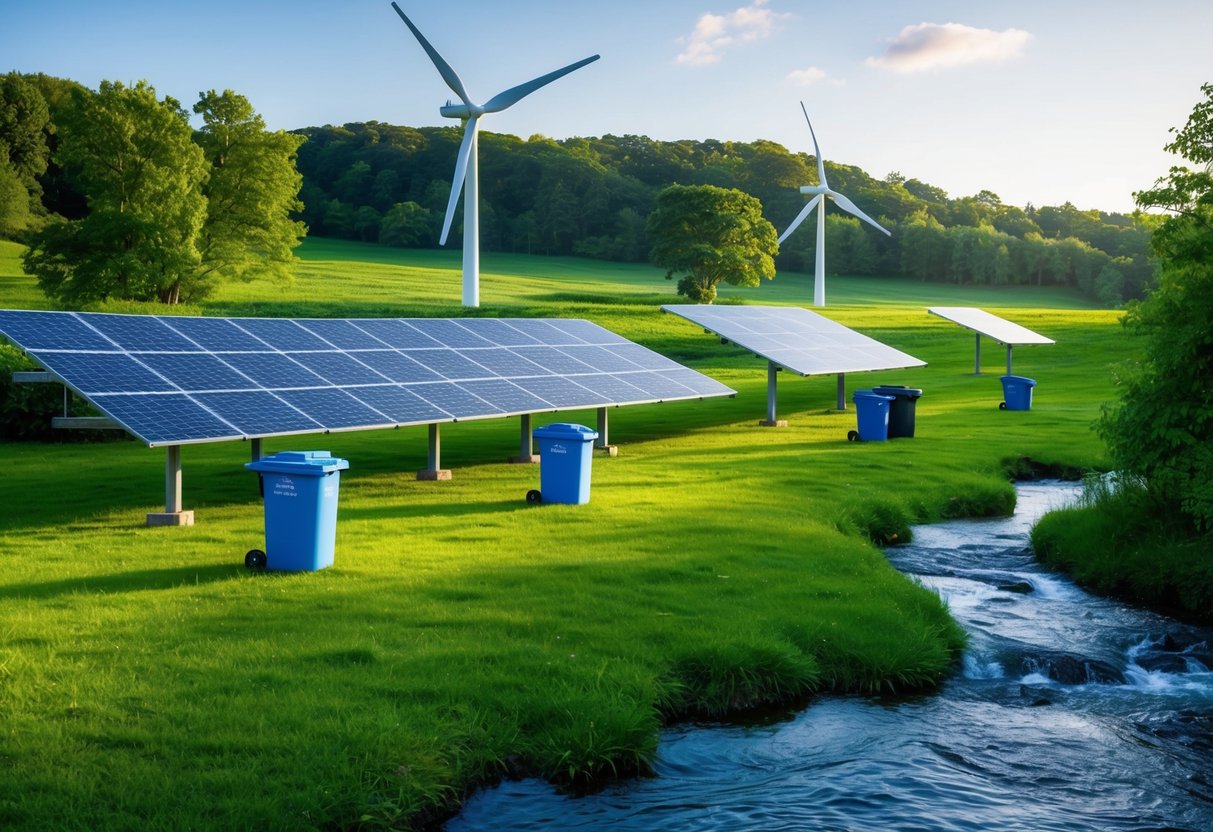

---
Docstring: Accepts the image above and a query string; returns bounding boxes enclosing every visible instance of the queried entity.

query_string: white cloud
[786,66,828,86]
[677,0,790,66]
[866,22,1031,73]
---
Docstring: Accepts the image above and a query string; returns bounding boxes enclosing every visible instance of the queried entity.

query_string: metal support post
[418,423,452,480]
[759,361,787,427]
[595,406,617,456]
[146,445,194,526]
[511,414,538,463]
[1006,345,1013,377]
[250,437,262,462]
[975,332,982,375]
[836,372,847,411]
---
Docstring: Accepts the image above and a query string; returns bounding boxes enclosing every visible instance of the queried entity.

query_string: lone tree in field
[23,82,304,305]
[1100,82,1213,531]
[646,184,779,303]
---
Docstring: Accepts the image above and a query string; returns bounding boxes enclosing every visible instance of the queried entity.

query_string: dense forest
[3,72,1159,305]
[293,121,1158,304]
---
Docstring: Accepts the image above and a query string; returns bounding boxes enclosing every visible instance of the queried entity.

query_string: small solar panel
[0,310,735,447]
[662,305,926,376]
[927,307,1054,345]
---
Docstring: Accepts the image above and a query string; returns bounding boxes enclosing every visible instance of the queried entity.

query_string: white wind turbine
[778,103,890,307]
[391,2,600,307]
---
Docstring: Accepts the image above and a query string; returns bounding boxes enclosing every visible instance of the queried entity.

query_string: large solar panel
[927,307,1054,345]
[661,304,926,376]
[0,311,735,447]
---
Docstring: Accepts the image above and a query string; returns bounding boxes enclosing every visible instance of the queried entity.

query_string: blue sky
[4,0,1211,213]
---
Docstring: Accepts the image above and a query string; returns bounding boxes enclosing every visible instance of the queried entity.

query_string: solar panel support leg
[836,373,847,411]
[418,423,452,481]
[759,361,787,427]
[974,333,982,375]
[147,445,194,527]
[595,406,618,456]
[511,414,539,463]
[250,438,262,462]
[1006,345,1013,376]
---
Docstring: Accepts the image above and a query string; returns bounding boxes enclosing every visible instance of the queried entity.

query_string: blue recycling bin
[999,375,1037,411]
[850,390,895,442]
[245,451,349,571]
[530,423,598,504]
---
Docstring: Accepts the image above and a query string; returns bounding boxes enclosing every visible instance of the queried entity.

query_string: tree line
[2,72,1158,306]
[293,121,1157,305]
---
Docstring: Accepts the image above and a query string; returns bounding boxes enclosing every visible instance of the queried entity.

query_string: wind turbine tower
[391,3,600,307]
[778,103,891,307]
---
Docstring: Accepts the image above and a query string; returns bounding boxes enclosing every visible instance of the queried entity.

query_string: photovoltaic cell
[165,317,271,352]
[0,310,735,446]
[662,304,925,377]
[355,350,445,384]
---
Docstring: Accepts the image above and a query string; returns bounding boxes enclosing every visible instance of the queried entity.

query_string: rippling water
[447,483,1213,831]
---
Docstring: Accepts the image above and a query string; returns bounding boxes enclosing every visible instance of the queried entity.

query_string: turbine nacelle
[799,185,829,196]
[440,102,482,119]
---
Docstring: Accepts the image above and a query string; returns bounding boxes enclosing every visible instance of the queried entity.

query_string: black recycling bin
[872,385,923,439]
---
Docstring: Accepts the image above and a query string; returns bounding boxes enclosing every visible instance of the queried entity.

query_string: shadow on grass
[340,498,529,522]
[0,563,240,600]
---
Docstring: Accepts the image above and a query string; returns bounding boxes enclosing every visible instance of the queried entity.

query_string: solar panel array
[928,307,1054,345]
[0,311,735,447]
[662,304,926,376]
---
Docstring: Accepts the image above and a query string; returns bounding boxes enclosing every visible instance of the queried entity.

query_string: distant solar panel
[927,307,1054,345]
[0,311,735,447]
[661,305,925,376]
[927,307,1053,376]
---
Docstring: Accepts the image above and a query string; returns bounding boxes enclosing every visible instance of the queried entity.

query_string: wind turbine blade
[440,117,479,245]
[391,2,473,108]
[827,190,891,236]
[800,101,828,190]
[482,54,600,113]
[777,194,823,244]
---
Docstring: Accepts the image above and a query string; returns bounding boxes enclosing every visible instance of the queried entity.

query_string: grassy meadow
[0,237,1131,829]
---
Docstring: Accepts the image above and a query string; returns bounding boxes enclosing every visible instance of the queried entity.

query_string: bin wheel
[245,549,267,570]
[999,401,1007,410]
[847,430,859,442]
[526,489,542,504]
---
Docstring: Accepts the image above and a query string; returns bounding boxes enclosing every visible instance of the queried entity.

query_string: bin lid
[533,422,599,442]
[852,389,895,402]
[246,450,350,475]
[872,385,923,398]
[999,375,1037,386]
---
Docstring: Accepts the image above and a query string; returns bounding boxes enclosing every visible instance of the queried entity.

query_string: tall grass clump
[1032,472,1213,623]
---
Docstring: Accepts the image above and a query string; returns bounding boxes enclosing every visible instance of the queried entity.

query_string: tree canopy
[646,184,778,303]
[1100,83,1213,531]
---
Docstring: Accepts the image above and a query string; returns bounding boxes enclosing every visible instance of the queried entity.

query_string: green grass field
[0,238,1130,829]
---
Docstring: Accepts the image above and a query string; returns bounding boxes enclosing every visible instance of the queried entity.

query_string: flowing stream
[446,482,1213,831]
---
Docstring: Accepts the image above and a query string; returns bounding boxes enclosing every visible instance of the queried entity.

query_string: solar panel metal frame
[661,304,926,376]
[927,307,1054,345]
[0,310,736,448]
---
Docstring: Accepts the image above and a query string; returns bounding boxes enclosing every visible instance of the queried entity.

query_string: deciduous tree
[646,184,778,303]
[191,89,305,297]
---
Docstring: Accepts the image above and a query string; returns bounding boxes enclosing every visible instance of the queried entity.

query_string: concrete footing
[510,454,540,464]
[758,419,788,428]
[597,445,619,457]
[417,469,452,481]
[146,510,195,527]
